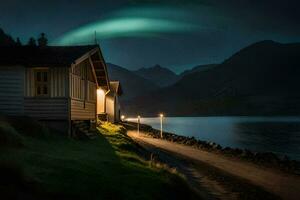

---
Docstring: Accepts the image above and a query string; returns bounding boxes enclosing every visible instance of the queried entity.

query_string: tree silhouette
[16,37,22,46]
[0,28,16,46]
[27,37,37,46]
[38,33,48,47]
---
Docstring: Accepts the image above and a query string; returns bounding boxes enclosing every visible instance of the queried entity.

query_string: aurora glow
[54,6,209,45]
[9,0,295,71]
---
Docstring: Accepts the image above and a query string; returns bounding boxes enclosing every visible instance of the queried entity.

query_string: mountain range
[119,40,300,116]
[2,26,299,116]
[133,64,180,87]
[107,62,218,100]
[180,64,217,77]
[106,63,160,100]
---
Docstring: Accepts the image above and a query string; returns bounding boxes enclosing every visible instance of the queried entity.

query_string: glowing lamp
[97,88,105,95]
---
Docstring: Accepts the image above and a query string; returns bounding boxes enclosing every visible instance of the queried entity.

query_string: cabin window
[35,69,49,96]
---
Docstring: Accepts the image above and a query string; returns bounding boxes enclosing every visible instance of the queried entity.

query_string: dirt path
[128,131,300,200]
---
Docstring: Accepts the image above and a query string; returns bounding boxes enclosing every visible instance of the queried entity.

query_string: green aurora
[53,6,212,45]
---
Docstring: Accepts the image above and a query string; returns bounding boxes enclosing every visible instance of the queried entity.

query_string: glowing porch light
[97,88,105,95]
[159,113,164,138]
[137,115,141,134]
[97,88,106,114]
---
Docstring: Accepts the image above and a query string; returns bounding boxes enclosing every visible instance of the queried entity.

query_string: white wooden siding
[70,74,85,100]
[105,95,115,123]
[24,98,68,120]
[70,58,97,121]
[24,68,35,96]
[115,96,120,121]
[50,67,68,97]
[21,67,69,120]
[87,81,96,102]
[25,67,68,97]
[71,99,95,120]
[0,66,24,116]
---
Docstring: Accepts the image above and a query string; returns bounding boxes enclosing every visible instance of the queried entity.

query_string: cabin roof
[109,81,123,96]
[0,45,98,67]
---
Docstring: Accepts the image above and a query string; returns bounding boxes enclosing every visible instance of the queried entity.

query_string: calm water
[128,116,300,160]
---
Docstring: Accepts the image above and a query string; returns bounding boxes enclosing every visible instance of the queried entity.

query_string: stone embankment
[122,121,300,174]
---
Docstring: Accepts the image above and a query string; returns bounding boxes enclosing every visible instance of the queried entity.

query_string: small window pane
[37,72,41,81]
[43,72,48,82]
[43,85,48,94]
[37,86,41,95]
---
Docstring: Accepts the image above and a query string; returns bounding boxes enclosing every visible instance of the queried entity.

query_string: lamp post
[137,115,141,134]
[160,114,164,138]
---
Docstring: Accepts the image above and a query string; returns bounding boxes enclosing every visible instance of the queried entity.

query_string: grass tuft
[5,116,51,138]
[98,121,126,134]
[0,121,24,148]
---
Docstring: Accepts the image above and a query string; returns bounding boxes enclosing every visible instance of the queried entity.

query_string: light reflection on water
[127,116,300,160]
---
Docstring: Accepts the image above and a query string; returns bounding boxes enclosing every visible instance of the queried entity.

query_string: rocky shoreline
[122,121,300,175]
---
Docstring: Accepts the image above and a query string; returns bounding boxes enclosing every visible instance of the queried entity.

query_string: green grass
[0,118,198,200]
[0,120,24,148]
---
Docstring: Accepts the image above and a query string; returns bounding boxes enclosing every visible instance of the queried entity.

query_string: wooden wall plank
[69,58,97,121]
[24,98,68,120]
[0,66,24,116]
[70,99,96,120]
[25,67,68,98]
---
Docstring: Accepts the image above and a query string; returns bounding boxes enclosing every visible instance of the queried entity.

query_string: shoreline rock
[121,121,300,175]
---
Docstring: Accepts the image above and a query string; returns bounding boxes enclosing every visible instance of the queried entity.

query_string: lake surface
[128,116,300,160]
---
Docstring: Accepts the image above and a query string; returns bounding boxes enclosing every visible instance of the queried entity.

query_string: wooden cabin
[0,45,110,134]
[105,81,123,123]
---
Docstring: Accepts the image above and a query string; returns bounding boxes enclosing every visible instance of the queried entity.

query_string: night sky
[1,0,300,73]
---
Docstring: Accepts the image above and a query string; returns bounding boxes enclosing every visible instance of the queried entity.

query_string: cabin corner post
[68,66,72,138]
[88,55,99,125]
[95,87,98,124]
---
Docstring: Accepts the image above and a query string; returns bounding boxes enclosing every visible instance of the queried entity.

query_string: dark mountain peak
[124,40,300,116]
[244,40,281,51]
[252,40,278,45]
[135,64,179,87]
[180,64,218,77]
[134,64,179,87]
[151,64,167,71]
[137,64,176,74]
[153,64,162,68]
[107,62,131,73]
[106,63,159,100]
[222,40,287,66]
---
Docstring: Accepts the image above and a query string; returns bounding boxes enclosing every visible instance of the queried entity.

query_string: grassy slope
[0,117,197,200]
